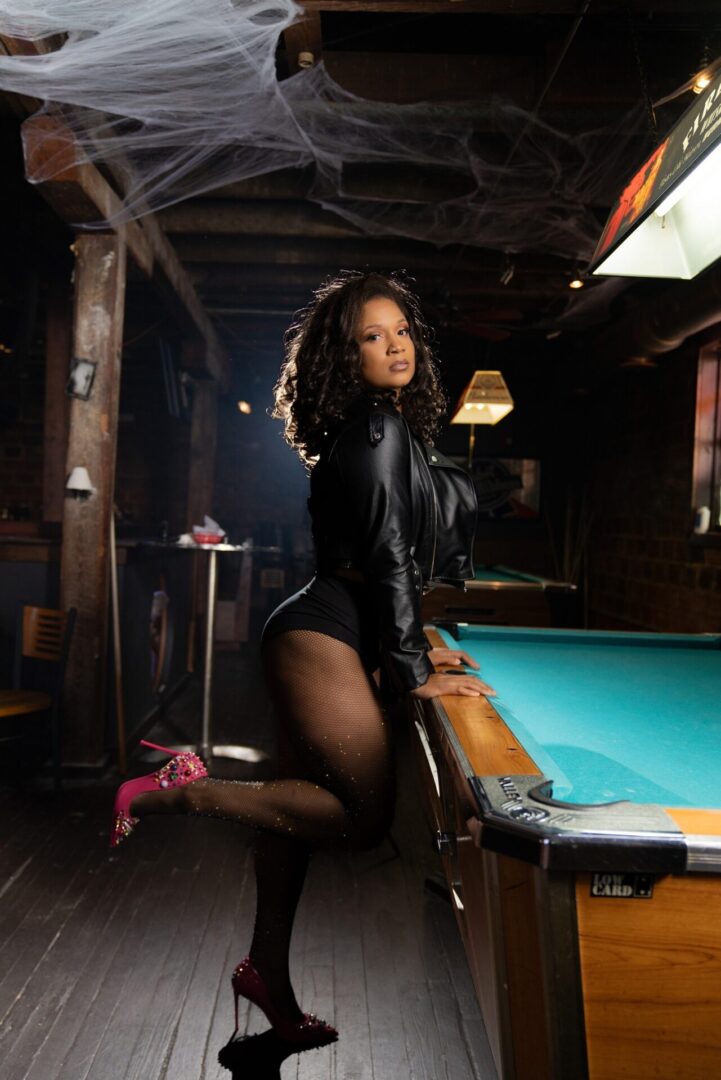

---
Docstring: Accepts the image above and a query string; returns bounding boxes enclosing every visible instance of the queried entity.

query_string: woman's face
[355,296,416,392]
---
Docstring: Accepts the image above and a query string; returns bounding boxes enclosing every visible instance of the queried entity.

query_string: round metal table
[141,539,280,762]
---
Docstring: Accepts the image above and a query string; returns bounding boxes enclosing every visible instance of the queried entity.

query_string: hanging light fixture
[693,70,713,95]
[590,63,721,280]
[450,371,514,469]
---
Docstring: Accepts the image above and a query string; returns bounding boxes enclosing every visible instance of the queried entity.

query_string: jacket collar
[345,390,401,418]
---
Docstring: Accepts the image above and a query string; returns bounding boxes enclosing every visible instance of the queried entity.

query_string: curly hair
[272,271,448,465]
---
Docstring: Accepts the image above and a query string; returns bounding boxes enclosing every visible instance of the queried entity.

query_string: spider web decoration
[0,0,652,262]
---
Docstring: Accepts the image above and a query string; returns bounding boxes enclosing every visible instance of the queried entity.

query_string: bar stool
[0,605,76,791]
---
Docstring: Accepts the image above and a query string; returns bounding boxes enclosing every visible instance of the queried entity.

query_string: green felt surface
[439,624,721,809]
[473,565,544,584]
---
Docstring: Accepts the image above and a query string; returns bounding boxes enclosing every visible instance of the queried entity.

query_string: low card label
[590,872,654,899]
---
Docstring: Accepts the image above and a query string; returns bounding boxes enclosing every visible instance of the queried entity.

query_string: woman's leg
[247,831,310,1022]
[245,725,310,1023]
[131,631,395,1018]
[246,631,394,1018]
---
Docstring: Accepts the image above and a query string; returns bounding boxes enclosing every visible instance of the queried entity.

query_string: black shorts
[261,573,381,674]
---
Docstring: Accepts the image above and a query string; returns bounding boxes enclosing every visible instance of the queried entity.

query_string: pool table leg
[534,868,589,1079]
[486,854,588,1079]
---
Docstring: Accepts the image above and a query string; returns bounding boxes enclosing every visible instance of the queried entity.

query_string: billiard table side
[421,628,721,1080]
[418,630,589,1079]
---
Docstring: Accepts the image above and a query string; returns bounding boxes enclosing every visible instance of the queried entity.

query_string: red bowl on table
[192,532,225,545]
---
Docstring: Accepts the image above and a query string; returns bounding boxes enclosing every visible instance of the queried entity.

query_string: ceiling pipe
[593,260,721,365]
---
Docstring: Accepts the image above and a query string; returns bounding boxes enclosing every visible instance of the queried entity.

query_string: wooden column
[186,377,219,530]
[60,233,127,764]
[43,276,72,522]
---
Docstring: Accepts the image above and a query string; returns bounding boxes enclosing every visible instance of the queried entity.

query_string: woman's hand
[411,672,495,699]
[427,647,479,670]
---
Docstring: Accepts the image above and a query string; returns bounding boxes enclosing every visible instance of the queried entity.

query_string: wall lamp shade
[450,371,514,427]
[590,65,721,280]
[451,371,514,469]
[65,466,95,499]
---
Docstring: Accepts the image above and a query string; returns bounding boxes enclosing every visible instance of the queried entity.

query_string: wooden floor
[0,649,497,1080]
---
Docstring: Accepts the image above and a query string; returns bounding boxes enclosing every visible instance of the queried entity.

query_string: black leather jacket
[309,395,477,692]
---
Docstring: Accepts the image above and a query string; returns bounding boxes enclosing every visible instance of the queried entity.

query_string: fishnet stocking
[131,630,394,1022]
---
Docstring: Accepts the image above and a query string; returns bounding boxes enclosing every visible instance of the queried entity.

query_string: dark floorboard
[0,647,497,1080]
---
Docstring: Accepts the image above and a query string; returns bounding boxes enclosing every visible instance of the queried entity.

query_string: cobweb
[0,0,651,262]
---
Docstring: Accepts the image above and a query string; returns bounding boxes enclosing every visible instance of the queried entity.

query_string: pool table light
[591,65,721,280]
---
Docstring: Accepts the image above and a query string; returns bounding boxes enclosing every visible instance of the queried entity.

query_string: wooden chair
[0,605,77,791]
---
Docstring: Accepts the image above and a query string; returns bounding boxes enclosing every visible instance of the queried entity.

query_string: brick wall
[0,338,45,521]
[115,343,190,534]
[581,339,721,633]
[0,323,192,532]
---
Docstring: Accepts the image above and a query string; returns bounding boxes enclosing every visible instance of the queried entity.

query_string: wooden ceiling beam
[22,115,154,273]
[321,49,660,107]
[171,235,438,265]
[190,263,569,291]
[323,51,537,104]
[170,235,571,274]
[158,200,363,239]
[210,163,475,203]
[0,33,60,117]
[21,113,230,388]
[1,33,230,387]
[303,0,721,12]
[206,169,315,201]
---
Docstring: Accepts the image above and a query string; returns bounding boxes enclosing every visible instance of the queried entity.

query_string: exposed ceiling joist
[170,234,437,266]
[188,263,568,293]
[211,164,475,204]
[158,200,363,239]
[21,113,230,387]
[0,33,235,386]
[301,0,720,12]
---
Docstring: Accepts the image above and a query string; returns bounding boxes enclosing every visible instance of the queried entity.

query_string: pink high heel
[110,739,208,849]
[231,956,337,1045]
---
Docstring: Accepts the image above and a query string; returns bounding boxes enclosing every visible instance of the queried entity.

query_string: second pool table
[413,622,721,1080]
[421,564,578,627]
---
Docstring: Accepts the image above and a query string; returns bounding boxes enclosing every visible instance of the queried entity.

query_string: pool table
[413,623,721,1080]
[421,564,578,627]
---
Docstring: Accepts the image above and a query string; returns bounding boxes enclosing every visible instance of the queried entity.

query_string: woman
[111,271,493,1046]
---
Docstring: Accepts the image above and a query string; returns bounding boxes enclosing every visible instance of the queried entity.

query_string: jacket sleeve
[336,412,435,693]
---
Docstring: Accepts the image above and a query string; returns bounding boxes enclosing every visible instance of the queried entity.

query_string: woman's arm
[336,412,434,693]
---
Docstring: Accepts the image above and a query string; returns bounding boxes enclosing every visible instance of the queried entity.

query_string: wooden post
[60,234,127,764]
[43,276,72,522]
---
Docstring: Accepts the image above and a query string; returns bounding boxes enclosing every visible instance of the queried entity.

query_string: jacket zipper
[419,445,438,580]
[404,416,438,581]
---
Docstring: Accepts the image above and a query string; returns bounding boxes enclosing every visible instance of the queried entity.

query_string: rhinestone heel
[110,739,208,849]
[231,956,337,1046]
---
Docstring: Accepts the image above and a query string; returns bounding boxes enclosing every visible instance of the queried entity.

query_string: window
[692,344,721,532]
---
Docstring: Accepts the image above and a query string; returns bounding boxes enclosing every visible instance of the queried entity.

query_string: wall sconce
[450,370,514,469]
[65,466,95,500]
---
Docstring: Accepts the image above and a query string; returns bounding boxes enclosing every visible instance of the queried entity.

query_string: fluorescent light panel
[594,142,721,280]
